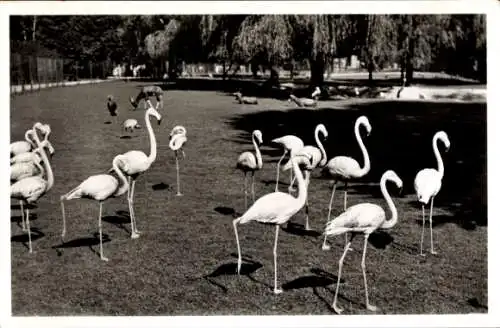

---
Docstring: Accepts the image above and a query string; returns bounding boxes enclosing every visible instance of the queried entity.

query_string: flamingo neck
[433,134,444,179]
[380,175,398,229]
[355,120,370,177]
[145,111,157,164]
[252,133,262,169]
[315,126,327,166]
[32,129,54,191]
[291,156,308,210]
[113,156,129,197]
[25,130,36,148]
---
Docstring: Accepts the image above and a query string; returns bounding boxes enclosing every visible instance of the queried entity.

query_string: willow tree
[144,18,181,78]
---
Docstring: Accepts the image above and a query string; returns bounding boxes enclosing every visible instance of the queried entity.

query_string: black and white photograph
[2,1,498,327]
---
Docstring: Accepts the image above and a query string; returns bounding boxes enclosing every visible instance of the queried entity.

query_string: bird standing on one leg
[110,101,162,238]
[321,115,372,251]
[414,131,450,256]
[272,135,304,192]
[325,170,403,314]
[169,126,187,196]
[233,152,312,294]
[10,128,54,253]
[236,130,263,209]
[60,155,129,261]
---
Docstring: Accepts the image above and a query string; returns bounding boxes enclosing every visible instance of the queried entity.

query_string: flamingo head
[357,116,372,136]
[317,124,328,139]
[354,87,360,96]
[107,95,114,101]
[384,170,403,194]
[147,106,162,125]
[436,131,451,152]
[253,130,263,145]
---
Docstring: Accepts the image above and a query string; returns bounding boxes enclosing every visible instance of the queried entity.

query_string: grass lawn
[9,80,486,315]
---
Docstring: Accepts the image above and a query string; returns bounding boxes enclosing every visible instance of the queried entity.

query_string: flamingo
[272,135,304,192]
[285,124,328,230]
[233,152,312,294]
[414,131,450,256]
[236,130,263,209]
[233,92,258,105]
[325,170,403,314]
[321,115,372,251]
[110,101,162,238]
[60,154,129,261]
[10,128,54,253]
[169,126,188,196]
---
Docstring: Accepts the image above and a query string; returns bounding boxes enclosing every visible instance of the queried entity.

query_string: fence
[10,53,113,94]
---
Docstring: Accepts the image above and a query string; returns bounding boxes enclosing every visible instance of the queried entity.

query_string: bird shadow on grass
[52,232,111,258]
[368,230,394,249]
[119,135,133,139]
[152,182,171,191]
[10,214,38,229]
[104,121,112,125]
[11,228,45,251]
[102,212,131,235]
[10,203,37,211]
[201,254,265,293]
[260,179,292,188]
[467,297,488,310]
[282,222,321,238]
[214,206,238,218]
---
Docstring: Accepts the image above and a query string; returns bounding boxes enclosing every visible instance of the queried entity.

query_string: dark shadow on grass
[119,135,133,139]
[102,213,131,234]
[467,297,488,310]
[368,230,394,249]
[104,121,112,124]
[152,182,170,191]
[226,100,486,230]
[203,254,264,293]
[11,214,38,229]
[282,222,321,238]
[11,203,37,211]
[52,233,111,258]
[214,206,236,217]
[11,228,45,251]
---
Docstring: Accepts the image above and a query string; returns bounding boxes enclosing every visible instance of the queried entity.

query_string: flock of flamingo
[10,87,451,313]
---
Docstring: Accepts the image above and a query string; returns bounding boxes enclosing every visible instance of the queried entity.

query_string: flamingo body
[11,161,43,182]
[169,127,188,196]
[414,168,441,204]
[11,151,42,165]
[119,150,151,175]
[123,119,141,132]
[236,130,263,208]
[324,156,363,180]
[272,135,304,192]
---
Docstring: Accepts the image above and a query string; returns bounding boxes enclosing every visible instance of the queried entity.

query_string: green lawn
[10,80,486,315]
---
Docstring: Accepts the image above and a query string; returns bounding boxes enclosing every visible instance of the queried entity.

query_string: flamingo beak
[157,118,162,125]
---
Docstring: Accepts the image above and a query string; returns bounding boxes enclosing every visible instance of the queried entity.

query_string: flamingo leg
[98,202,109,261]
[20,200,26,231]
[362,234,377,312]
[420,204,426,256]
[130,179,140,235]
[127,177,139,239]
[243,172,248,210]
[332,234,353,313]
[251,172,255,203]
[322,181,337,250]
[233,219,242,274]
[304,171,310,230]
[275,150,287,192]
[26,208,32,253]
[343,182,351,250]
[430,197,437,255]
[175,153,182,196]
[61,198,67,241]
[273,224,283,294]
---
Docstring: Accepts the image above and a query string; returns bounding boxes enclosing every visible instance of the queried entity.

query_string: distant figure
[107,95,118,124]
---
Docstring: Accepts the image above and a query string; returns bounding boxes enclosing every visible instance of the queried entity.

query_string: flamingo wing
[325,156,361,179]
[119,150,150,174]
[65,175,118,201]
[11,176,47,202]
[236,152,257,170]
[297,146,322,168]
[169,134,187,151]
[239,192,298,225]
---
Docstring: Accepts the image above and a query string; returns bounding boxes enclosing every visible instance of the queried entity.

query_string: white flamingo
[233,152,312,294]
[110,102,162,238]
[169,126,187,196]
[60,154,129,261]
[325,170,403,314]
[321,116,372,251]
[285,124,328,230]
[10,128,54,253]
[272,135,304,192]
[414,131,450,256]
[236,130,263,209]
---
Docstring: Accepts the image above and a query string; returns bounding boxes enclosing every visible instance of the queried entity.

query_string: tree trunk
[309,55,325,88]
